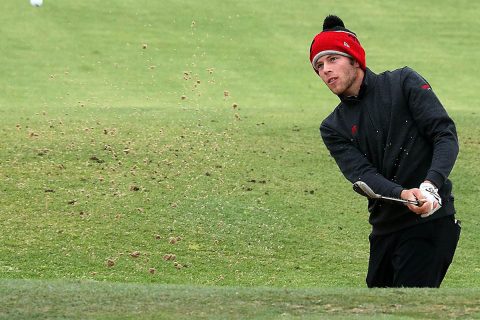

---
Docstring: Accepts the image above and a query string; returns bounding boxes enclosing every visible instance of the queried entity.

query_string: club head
[352,181,381,199]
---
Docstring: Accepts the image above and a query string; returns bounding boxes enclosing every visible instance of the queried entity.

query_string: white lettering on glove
[419,182,442,218]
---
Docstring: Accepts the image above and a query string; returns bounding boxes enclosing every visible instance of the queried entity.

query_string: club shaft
[379,195,419,205]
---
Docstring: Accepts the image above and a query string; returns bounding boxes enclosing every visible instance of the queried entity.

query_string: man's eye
[330,57,337,62]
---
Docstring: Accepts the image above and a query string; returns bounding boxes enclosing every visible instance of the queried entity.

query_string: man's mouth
[328,77,338,85]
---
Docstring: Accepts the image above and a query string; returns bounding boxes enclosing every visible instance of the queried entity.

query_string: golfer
[309,15,461,287]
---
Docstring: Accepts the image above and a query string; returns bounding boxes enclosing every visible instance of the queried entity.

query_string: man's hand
[401,181,442,218]
[419,182,442,217]
[401,188,429,215]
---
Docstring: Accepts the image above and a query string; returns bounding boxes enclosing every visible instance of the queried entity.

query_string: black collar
[339,68,376,103]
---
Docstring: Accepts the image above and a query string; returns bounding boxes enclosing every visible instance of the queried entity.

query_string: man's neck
[344,69,365,98]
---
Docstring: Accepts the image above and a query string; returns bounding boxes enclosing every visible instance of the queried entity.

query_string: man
[309,15,461,287]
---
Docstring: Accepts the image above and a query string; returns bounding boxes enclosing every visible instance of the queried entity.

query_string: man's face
[315,54,360,96]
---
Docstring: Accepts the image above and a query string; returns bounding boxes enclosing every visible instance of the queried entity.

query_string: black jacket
[320,67,459,235]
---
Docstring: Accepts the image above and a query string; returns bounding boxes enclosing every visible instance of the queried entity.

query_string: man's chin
[329,87,344,96]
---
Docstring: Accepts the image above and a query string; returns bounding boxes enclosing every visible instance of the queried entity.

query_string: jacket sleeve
[401,67,459,189]
[320,121,404,198]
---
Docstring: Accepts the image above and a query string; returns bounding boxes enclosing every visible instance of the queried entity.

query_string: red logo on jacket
[421,84,431,90]
[351,125,358,136]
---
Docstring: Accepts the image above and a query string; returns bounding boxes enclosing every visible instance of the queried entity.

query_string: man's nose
[322,63,332,73]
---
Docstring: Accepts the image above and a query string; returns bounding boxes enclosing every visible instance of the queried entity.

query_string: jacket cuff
[425,170,445,189]
[391,186,404,199]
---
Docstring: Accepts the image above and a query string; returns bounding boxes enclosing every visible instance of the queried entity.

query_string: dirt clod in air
[106,259,115,267]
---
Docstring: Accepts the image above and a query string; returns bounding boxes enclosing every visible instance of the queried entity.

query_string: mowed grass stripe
[1,279,479,319]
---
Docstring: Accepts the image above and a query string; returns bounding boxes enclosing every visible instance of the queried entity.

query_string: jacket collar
[339,68,376,103]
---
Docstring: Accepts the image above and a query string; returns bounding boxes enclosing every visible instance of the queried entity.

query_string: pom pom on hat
[322,15,345,30]
[309,15,365,73]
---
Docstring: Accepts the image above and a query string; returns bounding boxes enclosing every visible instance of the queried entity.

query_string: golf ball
[30,0,43,7]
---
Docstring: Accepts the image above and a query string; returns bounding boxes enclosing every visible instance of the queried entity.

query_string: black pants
[366,215,461,288]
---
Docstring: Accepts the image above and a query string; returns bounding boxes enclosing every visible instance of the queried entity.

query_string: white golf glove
[419,182,442,218]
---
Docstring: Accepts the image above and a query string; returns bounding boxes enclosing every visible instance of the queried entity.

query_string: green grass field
[1,0,479,318]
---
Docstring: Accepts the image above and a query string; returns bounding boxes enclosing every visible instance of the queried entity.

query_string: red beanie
[309,16,366,73]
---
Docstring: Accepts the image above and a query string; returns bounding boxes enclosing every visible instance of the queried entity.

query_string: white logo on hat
[344,41,350,48]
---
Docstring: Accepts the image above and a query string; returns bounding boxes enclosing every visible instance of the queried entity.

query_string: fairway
[1,0,479,318]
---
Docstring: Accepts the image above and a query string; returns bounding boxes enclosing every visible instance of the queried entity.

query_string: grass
[1,279,480,319]
[0,0,479,318]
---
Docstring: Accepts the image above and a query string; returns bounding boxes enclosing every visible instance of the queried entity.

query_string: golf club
[353,181,422,206]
